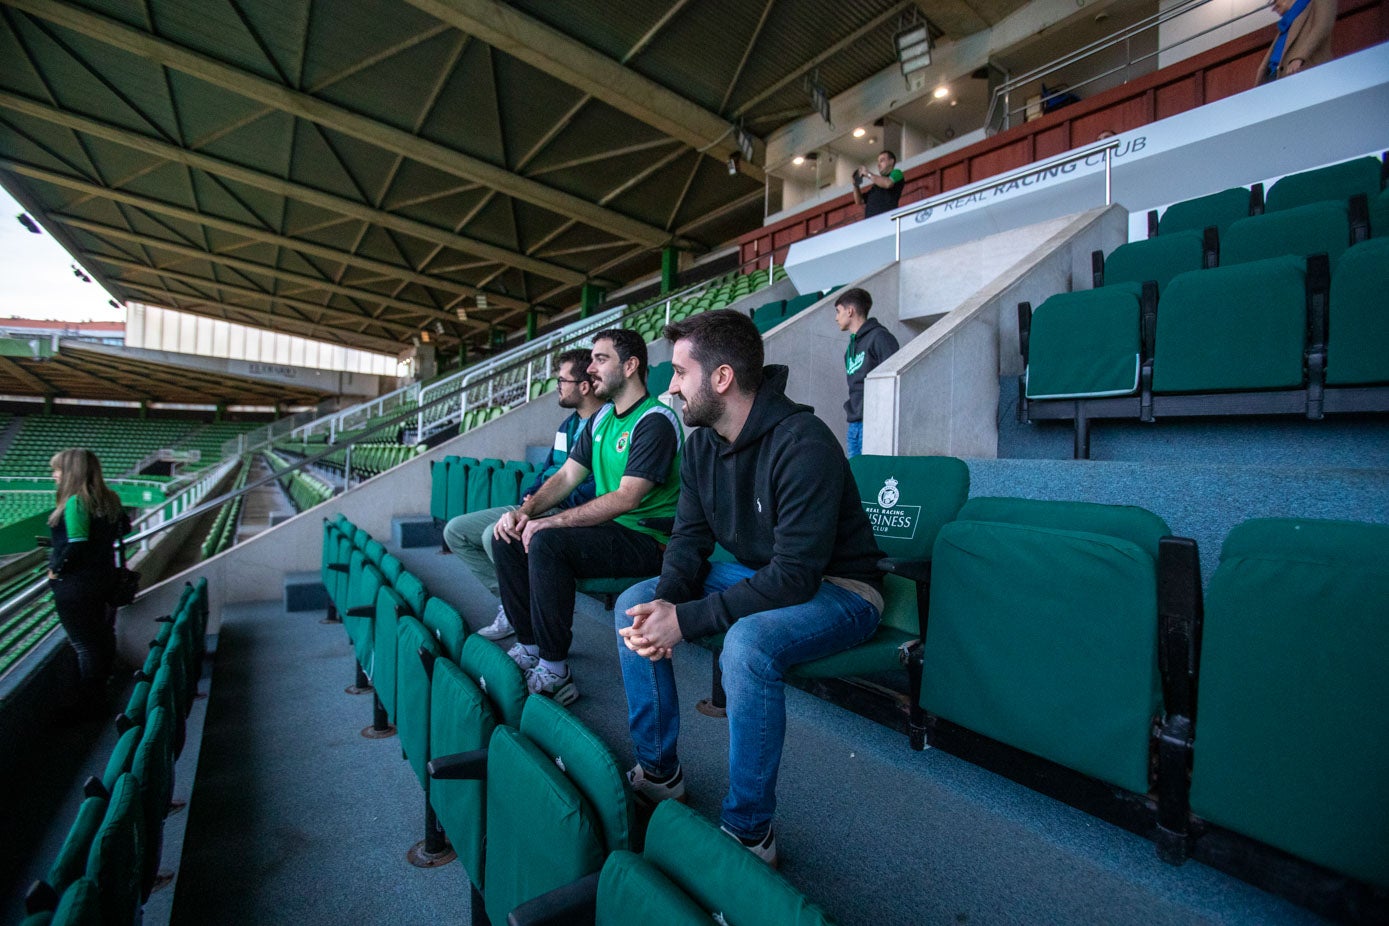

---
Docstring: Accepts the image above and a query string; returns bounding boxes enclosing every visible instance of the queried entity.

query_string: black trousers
[491,523,664,661]
[51,573,115,702]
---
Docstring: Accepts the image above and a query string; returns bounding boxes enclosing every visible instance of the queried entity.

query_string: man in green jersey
[491,328,682,704]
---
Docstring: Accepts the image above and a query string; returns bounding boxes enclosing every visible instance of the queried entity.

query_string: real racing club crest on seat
[615,430,630,452]
[877,476,900,509]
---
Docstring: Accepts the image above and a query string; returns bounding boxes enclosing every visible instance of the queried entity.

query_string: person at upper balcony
[1255,0,1335,85]
[851,150,905,218]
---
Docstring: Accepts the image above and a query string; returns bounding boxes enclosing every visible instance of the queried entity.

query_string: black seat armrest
[879,557,931,585]
[427,748,489,781]
[506,871,601,926]
[328,563,349,572]
[25,880,59,915]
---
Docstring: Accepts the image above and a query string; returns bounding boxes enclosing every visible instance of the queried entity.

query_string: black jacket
[843,318,900,422]
[655,366,884,640]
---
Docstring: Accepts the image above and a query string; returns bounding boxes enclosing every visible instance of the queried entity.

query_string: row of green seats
[350,441,425,478]
[429,457,535,530]
[0,555,58,675]
[1020,238,1389,458]
[750,288,830,334]
[459,404,506,434]
[264,450,335,512]
[0,416,195,478]
[319,515,832,925]
[199,458,251,560]
[23,580,210,926]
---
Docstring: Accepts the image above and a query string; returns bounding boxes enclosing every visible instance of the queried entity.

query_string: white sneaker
[626,764,686,804]
[525,664,579,705]
[721,824,779,868]
[506,643,539,672]
[478,605,514,641]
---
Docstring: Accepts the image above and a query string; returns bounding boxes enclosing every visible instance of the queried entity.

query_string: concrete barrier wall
[863,205,1128,458]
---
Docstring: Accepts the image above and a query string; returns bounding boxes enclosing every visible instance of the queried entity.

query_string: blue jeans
[846,420,863,458]
[615,562,880,839]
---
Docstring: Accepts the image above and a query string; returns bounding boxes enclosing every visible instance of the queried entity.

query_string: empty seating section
[429,456,535,533]
[1021,155,1389,456]
[0,415,200,478]
[23,580,211,925]
[1187,519,1389,890]
[199,456,251,559]
[263,449,334,512]
[752,288,825,333]
[0,555,61,675]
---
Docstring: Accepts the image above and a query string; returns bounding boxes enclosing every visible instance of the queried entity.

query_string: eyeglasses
[555,377,589,385]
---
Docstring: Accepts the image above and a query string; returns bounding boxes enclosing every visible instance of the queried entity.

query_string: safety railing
[891,138,1122,260]
[984,0,1267,132]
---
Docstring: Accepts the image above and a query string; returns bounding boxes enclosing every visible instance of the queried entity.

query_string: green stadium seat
[1188,518,1389,889]
[446,457,473,521]
[751,300,786,334]
[1265,155,1384,213]
[1221,201,1352,267]
[1022,283,1145,401]
[647,362,674,396]
[367,586,409,735]
[131,705,174,899]
[1153,257,1308,394]
[490,466,525,507]
[781,291,822,319]
[101,727,141,795]
[50,877,101,926]
[1150,186,1254,238]
[466,459,498,513]
[427,635,527,886]
[44,788,108,896]
[86,772,144,926]
[1326,238,1389,387]
[922,498,1174,795]
[1095,230,1208,294]
[430,694,628,924]
[510,801,835,926]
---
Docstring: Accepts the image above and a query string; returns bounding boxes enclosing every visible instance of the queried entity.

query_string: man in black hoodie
[835,286,899,457]
[615,309,884,866]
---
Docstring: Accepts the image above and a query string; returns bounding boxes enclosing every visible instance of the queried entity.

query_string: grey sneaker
[721,824,779,868]
[626,764,686,804]
[526,664,579,705]
[506,643,539,672]
[477,605,514,641]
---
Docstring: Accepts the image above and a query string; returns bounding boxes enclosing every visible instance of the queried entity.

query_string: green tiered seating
[0,555,59,675]
[263,450,334,512]
[199,457,252,559]
[0,415,197,479]
[1220,201,1357,267]
[1093,231,1210,294]
[1264,154,1385,213]
[1147,186,1256,238]
[166,421,260,471]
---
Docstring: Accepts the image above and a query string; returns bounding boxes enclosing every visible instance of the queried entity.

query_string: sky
[0,186,125,324]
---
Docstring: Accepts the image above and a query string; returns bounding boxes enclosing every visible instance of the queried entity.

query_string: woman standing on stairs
[48,448,130,717]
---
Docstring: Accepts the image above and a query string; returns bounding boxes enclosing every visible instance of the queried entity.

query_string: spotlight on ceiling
[17,213,40,234]
[852,127,866,138]
[933,85,950,100]
[792,155,805,166]
[475,293,489,311]
[895,20,934,90]
[433,320,446,335]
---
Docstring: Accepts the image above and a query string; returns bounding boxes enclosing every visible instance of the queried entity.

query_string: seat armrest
[344,605,375,618]
[879,557,931,585]
[506,871,600,926]
[328,563,349,573]
[427,748,488,781]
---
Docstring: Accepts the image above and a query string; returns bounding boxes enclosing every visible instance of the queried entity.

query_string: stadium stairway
[156,531,1329,926]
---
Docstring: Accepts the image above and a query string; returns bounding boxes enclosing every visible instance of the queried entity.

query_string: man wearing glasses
[443,348,602,640]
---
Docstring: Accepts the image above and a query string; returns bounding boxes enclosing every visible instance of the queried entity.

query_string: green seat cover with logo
[790,455,967,680]
[1189,518,1389,888]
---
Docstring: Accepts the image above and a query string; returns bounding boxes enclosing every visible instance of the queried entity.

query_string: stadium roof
[0,338,338,406]
[0,0,1034,356]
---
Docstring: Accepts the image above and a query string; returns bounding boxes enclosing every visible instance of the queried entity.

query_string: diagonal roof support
[0,354,54,394]
[55,216,474,327]
[0,91,586,285]
[403,0,767,182]
[1,0,683,248]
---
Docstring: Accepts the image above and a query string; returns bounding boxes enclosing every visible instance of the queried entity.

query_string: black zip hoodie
[656,365,884,640]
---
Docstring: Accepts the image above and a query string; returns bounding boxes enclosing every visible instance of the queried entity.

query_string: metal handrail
[891,138,1121,260]
[983,0,1268,132]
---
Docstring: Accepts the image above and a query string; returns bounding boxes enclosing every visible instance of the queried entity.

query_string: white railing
[127,456,240,556]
